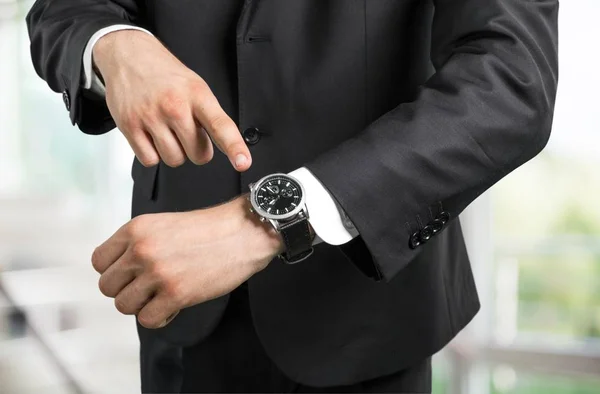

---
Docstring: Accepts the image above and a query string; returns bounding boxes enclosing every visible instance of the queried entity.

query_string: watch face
[253,175,303,218]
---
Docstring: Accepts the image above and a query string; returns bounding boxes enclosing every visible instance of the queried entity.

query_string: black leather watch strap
[278,216,314,264]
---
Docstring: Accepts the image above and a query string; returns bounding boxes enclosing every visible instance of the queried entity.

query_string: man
[26,0,559,392]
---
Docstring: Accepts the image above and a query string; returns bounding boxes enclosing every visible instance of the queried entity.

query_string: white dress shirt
[82,25,359,246]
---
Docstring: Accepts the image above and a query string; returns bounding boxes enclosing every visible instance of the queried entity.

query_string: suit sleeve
[306,0,559,282]
[26,0,146,135]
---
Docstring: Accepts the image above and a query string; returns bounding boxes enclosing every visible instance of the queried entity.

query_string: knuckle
[148,261,168,283]
[163,281,186,307]
[114,298,131,314]
[158,274,185,306]
[123,221,137,239]
[98,276,113,297]
[142,116,160,132]
[126,215,147,236]
[91,247,103,272]
[223,141,244,155]
[189,80,208,96]
[207,115,229,132]
[164,155,186,168]
[190,149,213,165]
[135,147,160,168]
[130,239,154,262]
[119,113,140,132]
[139,105,157,124]
[161,88,179,103]
[162,280,180,298]
[160,91,186,119]
[138,313,160,329]
[119,118,133,133]
[139,155,160,167]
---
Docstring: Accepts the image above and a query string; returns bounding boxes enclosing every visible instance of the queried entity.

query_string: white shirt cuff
[82,25,154,95]
[289,167,359,246]
[82,29,357,248]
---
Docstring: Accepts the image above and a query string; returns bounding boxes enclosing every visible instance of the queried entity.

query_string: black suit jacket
[27,0,559,391]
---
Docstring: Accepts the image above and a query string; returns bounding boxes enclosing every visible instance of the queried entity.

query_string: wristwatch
[248,173,314,264]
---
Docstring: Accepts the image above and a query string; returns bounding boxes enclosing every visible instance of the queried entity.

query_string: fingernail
[159,311,179,328]
[235,154,248,168]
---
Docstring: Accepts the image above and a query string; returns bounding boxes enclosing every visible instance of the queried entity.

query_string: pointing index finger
[191,87,252,172]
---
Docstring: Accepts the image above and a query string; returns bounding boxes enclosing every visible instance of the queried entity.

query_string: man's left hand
[91,196,283,329]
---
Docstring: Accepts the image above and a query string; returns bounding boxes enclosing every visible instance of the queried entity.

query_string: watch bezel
[250,173,306,221]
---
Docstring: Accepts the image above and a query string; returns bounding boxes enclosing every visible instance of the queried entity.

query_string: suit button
[62,90,71,111]
[420,226,434,243]
[409,232,421,249]
[431,218,444,233]
[242,127,261,145]
[436,211,450,225]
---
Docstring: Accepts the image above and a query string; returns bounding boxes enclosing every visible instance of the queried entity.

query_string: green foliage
[490,374,600,394]
[493,152,600,339]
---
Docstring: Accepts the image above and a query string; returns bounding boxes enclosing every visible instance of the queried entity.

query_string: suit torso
[127,0,479,389]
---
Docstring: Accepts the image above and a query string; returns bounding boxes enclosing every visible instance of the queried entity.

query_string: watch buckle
[279,247,314,264]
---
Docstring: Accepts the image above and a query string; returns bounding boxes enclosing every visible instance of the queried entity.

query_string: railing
[0,281,85,394]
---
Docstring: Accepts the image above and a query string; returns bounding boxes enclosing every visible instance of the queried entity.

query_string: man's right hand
[92,30,251,171]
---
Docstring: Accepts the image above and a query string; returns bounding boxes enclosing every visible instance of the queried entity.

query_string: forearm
[307,0,559,282]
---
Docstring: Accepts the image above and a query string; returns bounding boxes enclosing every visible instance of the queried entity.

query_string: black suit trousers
[178,282,431,394]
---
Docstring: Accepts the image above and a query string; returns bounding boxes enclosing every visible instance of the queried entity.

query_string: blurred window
[438,1,600,393]
[492,0,600,356]
[1,1,598,393]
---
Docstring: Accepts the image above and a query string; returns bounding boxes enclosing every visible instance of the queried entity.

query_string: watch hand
[269,196,280,205]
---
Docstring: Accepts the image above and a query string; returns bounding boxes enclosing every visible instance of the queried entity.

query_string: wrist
[236,195,285,268]
[92,30,156,83]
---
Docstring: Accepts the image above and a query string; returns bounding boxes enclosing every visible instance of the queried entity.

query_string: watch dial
[255,176,302,216]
